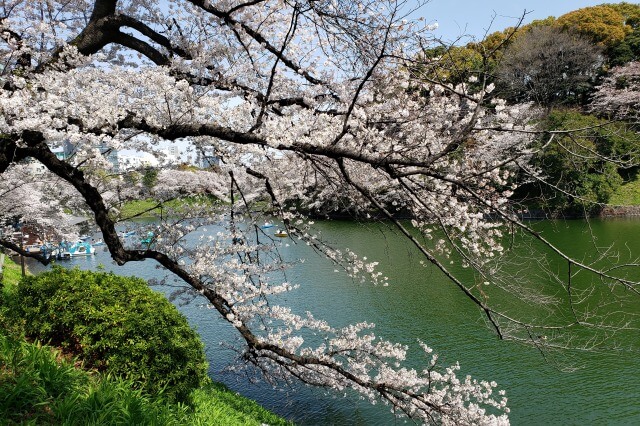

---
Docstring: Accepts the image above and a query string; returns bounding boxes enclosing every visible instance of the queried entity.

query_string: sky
[417,0,611,42]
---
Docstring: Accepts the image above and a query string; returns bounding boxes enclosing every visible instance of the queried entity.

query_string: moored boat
[274,230,288,238]
[67,241,96,256]
[24,244,42,254]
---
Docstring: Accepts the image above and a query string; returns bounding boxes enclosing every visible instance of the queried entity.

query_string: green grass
[609,178,640,206]
[188,383,291,425]
[117,199,164,218]
[117,196,221,219]
[0,331,291,425]
[1,255,24,287]
[1,256,27,337]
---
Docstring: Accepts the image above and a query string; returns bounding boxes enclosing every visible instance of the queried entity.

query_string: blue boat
[58,241,95,257]
[69,241,95,256]
[141,231,154,246]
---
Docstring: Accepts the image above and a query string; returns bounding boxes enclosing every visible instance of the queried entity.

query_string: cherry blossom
[1,1,636,424]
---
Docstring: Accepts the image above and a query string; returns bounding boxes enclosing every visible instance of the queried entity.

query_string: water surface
[28,218,640,424]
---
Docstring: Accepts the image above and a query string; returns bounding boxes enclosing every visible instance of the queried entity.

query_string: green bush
[14,267,208,402]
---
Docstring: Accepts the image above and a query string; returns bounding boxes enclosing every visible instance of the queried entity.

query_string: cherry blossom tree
[590,61,640,119]
[0,1,638,424]
[0,164,83,241]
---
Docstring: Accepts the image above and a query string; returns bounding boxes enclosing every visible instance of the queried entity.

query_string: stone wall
[599,205,640,217]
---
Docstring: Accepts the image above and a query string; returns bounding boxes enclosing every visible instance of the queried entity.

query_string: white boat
[24,244,43,254]
[274,230,288,238]
[261,222,275,229]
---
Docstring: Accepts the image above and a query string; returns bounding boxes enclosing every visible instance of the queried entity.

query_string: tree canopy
[495,26,602,106]
[556,5,632,47]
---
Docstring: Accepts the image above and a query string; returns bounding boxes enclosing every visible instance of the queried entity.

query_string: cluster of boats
[24,238,97,260]
[21,230,155,260]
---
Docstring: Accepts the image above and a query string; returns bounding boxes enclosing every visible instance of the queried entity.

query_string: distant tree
[142,167,159,189]
[607,2,640,29]
[555,3,640,66]
[495,26,602,106]
[517,110,640,213]
[417,24,526,89]
[417,45,485,87]
[607,29,640,66]
[556,5,631,47]
[590,61,640,119]
[473,16,557,55]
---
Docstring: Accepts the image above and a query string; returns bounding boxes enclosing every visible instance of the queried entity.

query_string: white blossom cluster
[590,61,640,120]
[0,164,87,241]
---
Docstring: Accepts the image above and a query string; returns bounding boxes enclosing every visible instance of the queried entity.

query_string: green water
[32,218,640,424]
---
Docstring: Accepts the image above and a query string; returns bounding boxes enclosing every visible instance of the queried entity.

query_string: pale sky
[417,0,612,42]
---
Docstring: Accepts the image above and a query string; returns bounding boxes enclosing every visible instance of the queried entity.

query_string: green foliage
[0,331,88,423]
[14,267,209,402]
[607,26,640,66]
[556,5,631,47]
[142,167,159,189]
[0,330,184,425]
[523,110,640,213]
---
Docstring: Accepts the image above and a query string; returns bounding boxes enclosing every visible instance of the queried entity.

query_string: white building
[118,152,160,170]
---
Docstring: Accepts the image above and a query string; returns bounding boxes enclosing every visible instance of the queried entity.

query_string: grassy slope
[609,178,640,206]
[0,331,289,425]
[1,254,23,285]
[0,256,290,426]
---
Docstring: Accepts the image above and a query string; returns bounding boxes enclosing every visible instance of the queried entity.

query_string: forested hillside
[420,2,640,216]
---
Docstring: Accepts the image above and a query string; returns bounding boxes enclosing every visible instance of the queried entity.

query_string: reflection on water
[27,219,640,425]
